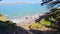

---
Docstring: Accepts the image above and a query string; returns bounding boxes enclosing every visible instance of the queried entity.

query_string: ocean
[0,4,49,18]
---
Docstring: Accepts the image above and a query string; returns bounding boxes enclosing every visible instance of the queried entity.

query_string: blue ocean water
[0,4,49,17]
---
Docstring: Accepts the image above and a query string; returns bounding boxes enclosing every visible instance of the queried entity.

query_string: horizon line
[0,1,41,5]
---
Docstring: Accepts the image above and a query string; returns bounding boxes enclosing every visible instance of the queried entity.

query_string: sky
[1,0,41,3]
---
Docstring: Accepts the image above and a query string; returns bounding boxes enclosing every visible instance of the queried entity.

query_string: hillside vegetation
[30,8,60,31]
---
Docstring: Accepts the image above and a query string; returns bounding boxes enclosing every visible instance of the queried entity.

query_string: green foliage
[30,18,51,30]
[30,8,60,30]
[0,21,30,34]
[5,21,17,29]
[40,18,51,26]
[43,8,60,30]
[0,22,8,30]
[0,20,17,30]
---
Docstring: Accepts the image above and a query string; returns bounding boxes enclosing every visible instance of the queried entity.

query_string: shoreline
[8,13,44,23]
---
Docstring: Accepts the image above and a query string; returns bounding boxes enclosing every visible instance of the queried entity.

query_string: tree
[41,0,60,8]
[41,0,60,31]
[43,8,60,31]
